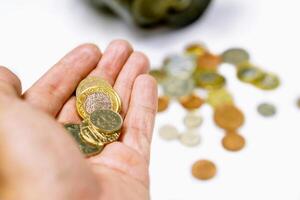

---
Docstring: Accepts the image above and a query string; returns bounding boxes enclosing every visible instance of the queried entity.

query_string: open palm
[0,41,157,200]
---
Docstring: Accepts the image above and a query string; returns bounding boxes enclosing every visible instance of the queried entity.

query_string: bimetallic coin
[214,105,244,130]
[149,69,167,84]
[207,88,234,108]
[76,77,112,97]
[64,123,104,157]
[179,130,201,147]
[197,52,221,70]
[185,43,207,56]
[158,96,170,112]
[257,103,276,117]
[237,64,264,83]
[179,93,204,110]
[222,131,246,152]
[183,112,203,128]
[159,125,180,141]
[192,160,217,180]
[90,109,123,134]
[254,73,280,90]
[194,70,226,90]
[162,77,194,98]
[221,48,250,65]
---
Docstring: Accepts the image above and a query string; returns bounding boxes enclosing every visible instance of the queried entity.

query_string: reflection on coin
[254,73,280,90]
[159,125,180,140]
[90,109,123,134]
[64,123,104,157]
[179,130,201,147]
[197,52,221,70]
[222,48,250,65]
[192,160,217,180]
[185,43,207,56]
[207,88,234,108]
[194,70,226,90]
[183,112,203,128]
[222,131,245,151]
[162,77,194,98]
[257,103,276,117]
[149,69,167,84]
[158,96,170,112]
[76,77,111,97]
[179,93,204,110]
[214,105,244,130]
[237,64,264,83]
[85,92,112,114]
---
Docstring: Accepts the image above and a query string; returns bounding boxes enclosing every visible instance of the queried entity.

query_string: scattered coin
[207,88,234,108]
[214,104,244,130]
[257,103,276,117]
[222,131,246,151]
[162,77,194,98]
[185,43,207,56]
[222,48,250,65]
[197,52,221,70]
[194,70,226,90]
[179,93,204,110]
[159,125,180,141]
[158,96,170,112]
[296,97,300,108]
[237,64,264,83]
[179,130,201,147]
[183,112,203,128]
[192,160,217,180]
[254,73,280,90]
[149,69,167,83]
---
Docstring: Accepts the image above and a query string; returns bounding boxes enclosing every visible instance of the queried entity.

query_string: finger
[0,66,22,102]
[23,44,101,116]
[121,74,157,162]
[89,39,133,85]
[113,52,150,117]
[56,96,81,123]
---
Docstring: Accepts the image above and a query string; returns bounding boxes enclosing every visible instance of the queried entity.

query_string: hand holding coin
[0,41,157,200]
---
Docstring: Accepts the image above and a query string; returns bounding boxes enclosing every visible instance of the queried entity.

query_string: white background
[1,0,300,199]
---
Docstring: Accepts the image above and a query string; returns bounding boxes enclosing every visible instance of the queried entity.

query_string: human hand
[0,40,157,200]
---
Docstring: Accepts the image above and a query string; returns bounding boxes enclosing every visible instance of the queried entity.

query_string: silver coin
[84,92,112,114]
[159,125,180,141]
[257,103,276,117]
[162,77,194,98]
[183,112,203,128]
[222,48,250,65]
[179,130,201,147]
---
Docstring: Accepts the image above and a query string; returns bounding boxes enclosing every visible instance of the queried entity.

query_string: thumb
[0,66,22,103]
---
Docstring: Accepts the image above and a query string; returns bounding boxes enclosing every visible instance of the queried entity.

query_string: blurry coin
[158,96,170,112]
[162,77,194,98]
[214,105,244,130]
[64,123,104,157]
[237,64,264,83]
[222,131,245,151]
[221,48,250,65]
[296,97,300,108]
[90,109,123,134]
[207,88,234,108]
[159,124,180,140]
[183,112,203,128]
[254,73,280,90]
[192,160,217,180]
[179,130,201,147]
[197,52,221,70]
[194,70,226,90]
[185,43,207,56]
[257,103,276,117]
[179,93,204,110]
[149,69,167,83]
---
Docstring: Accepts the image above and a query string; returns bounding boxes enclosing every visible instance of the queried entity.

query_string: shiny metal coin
[257,103,276,117]
[183,112,203,128]
[179,130,201,147]
[162,77,194,98]
[90,109,123,134]
[194,70,226,90]
[254,73,280,90]
[159,125,180,141]
[222,48,250,65]
[237,64,264,83]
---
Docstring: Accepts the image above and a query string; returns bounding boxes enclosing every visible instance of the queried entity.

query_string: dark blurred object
[90,0,212,28]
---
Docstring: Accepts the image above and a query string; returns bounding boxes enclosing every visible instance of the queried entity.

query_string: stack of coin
[64,77,123,157]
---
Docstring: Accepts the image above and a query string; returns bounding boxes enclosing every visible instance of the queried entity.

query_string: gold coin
[214,105,244,130]
[76,86,121,119]
[222,131,246,151]
[237,63,264,83]
[192,160,217,180]
[207,88,234,108]
[179,93,204,110]
[194,70,226,90]
[185,43,207,56]
[197,52,221,70]
[76,77,112,97]
[254,73,280,90]
[158,96,170,112]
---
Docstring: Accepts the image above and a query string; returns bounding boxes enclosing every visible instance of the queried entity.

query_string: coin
[185,43,207,56]
[221,48,250,65]
[197,52,221,70]
[162,77,194,98]
[192,160,217,180]
[76,86,121,119]
[149,69,167,83]
[257,103,276,117]
[179,93,204,110]
[76,76,112,97]
[194,70,226,90]
[179,130,201,147]
[296,97,300,108]
[159,124,180,140]
[237,64,264,83]
[158,96,170,112]
[222,131,245,151]
[207,88,234,108]
[64,123,104,157]
[214,105,244,130]
[254,73,280,90]
[183,112,203,128]
[90,109,123,134]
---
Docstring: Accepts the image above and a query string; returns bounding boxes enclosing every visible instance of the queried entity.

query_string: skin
[0,40,158,200]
